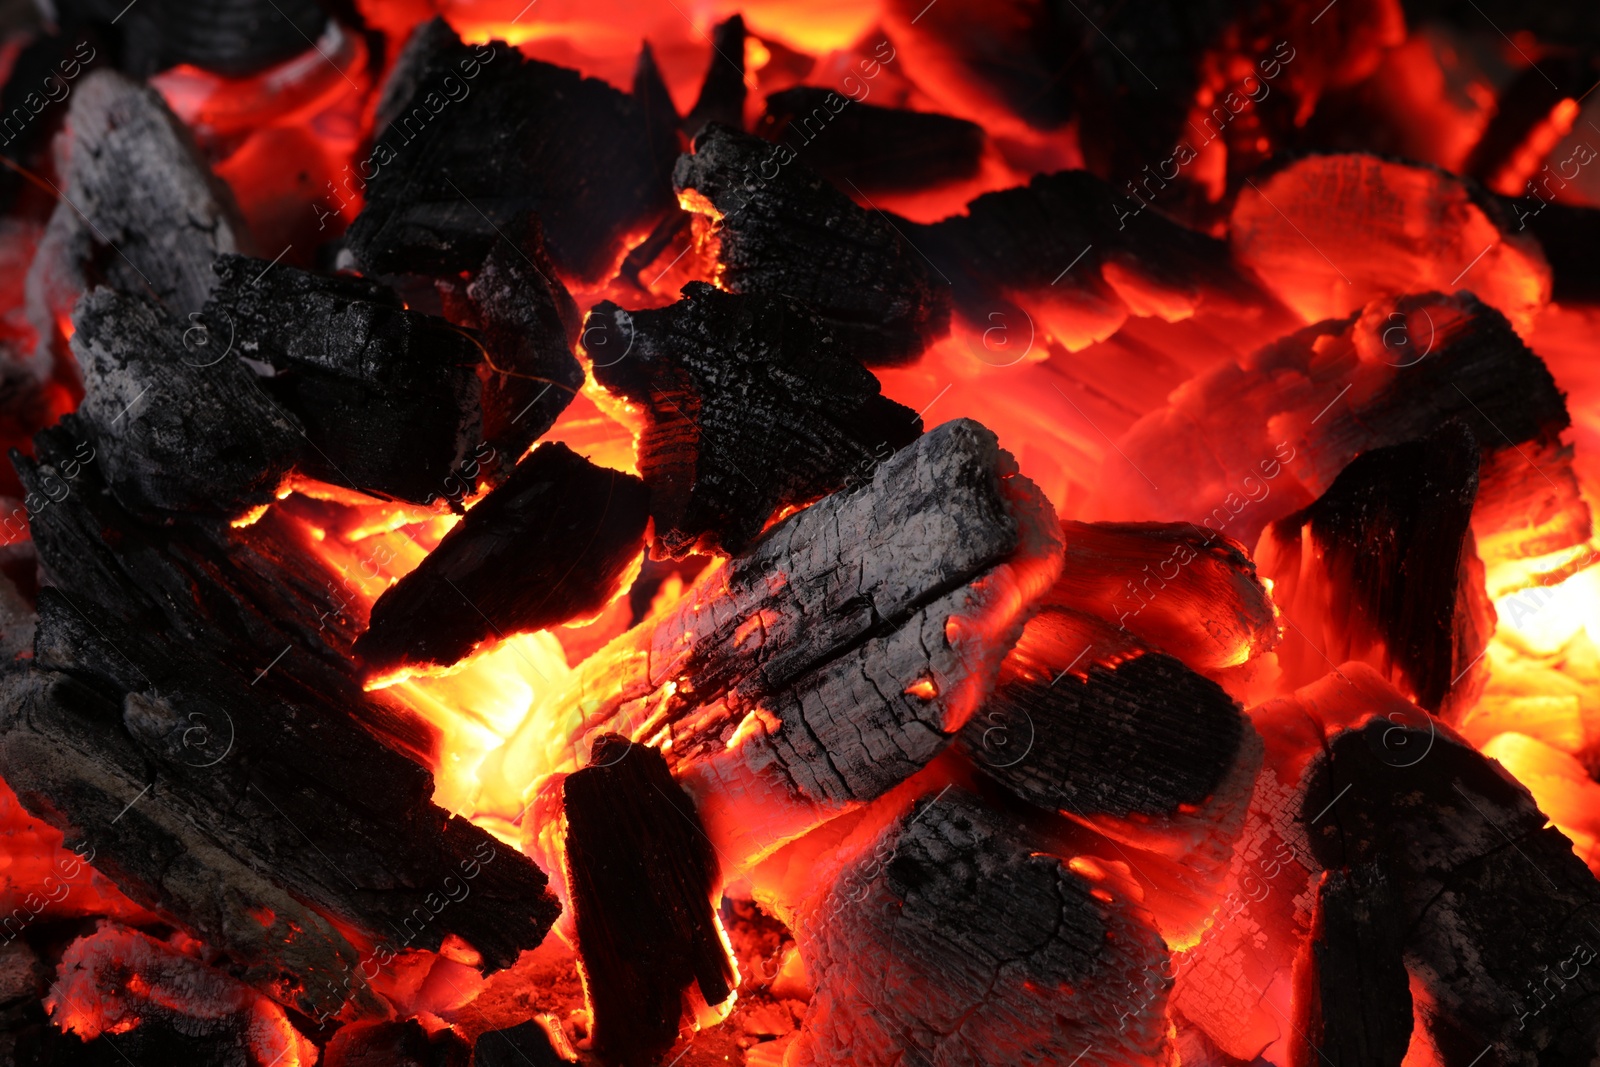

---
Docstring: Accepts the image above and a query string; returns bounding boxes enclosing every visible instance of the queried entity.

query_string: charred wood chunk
[564,737,734,1065]
[788,787,1172,1067]
[204,252,485,504]
[586,282,922,557]
[118,0,327,78]
[1110,290,1582,554]
[672,124,952,365]
[473,1021,565,1067]
[912,170,1261,348]
[1054,520,1276,671]
[758,87,983,194]
[501,419,1064,870]
[1299,863,1412,1067]
[27,69,248,346]
[1302,720,1600,1066]
[348,19,678,285]
[71,287,300,518]
[962,651,1244,818]
[326,1020,471,1067]
[437,220,583,467]
[1257,423,1491,713]
[1232,154,1551,331]
[357,442,648,675]
[683,15,745,137]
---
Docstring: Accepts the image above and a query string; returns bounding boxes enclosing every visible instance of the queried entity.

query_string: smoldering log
[672,124,952,365]
[959,652,1245,819]
[1,425,560,1019]
[71,287,301,518]
[26,68,250,352]
[203,253,487,505]
[781,786,1173,1067]
[494,418,1064,871]
[1301,718,1600,1066]
[347,19,679,285]
[1107,290,1584,554]
[436,220,583,467]
[585,282,923,557]
[758,87,984,194]
[1297,863,1413,1067]
[683,15,746,137]
[1256,423,1493,714]
[356,443,649,677]
[563,736,735,1066]
[910,170,1268,351]
[1053,519,1277,671]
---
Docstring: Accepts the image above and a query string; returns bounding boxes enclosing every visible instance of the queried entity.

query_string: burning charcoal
[672,124,952,365]
[473,1021,565,1067]
[683,15,746,137]
[43,922,317,1065]
[326,1020,471,1067]
[204,253,486,504]
[911,170,1268,351]
[1463,57,1598,193]
[757,87,984,194]
[1231,154,1552,332]
[71,287,301,518]
[564,737,735,1065]
[356,442,649,676]
[586,283,923,557]
[1302,716,1600,1065]
[347,19,678,285]
[3,426,561,1020]
[1298,863,1413,1067]
[1256,423,1494,714]
[436,220,583,466]
[496,419,1065,871]
[118,0,328,78]
[1052,520,1277,671]
[27,69,249,354]
[779,787,1173,1067]
[959,652,1245,818]
[1106,291,1584,556]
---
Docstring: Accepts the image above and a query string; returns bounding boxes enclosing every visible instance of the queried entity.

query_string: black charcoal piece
[672,123,952,365]
[71,286,301,517]
[564,736,734,1066]
[473,1021,565,1067]
[347,19,678,285]
[1298,863,1413,1067]
[118,0,327,78]
[204,253,484,504]
[758,87,983,193]
[961,651,1244,817]
[683,15,746,137]
[356,442,649,675]
[585,282,923,557]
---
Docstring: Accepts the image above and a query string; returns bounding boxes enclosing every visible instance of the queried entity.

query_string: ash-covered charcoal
[116,0,328,78]
[758,87,984,194]
[911,170,1266,350]
[473,1022,565,1067]
[1298,863,1413,1067]
[71,287,300,518]
[782,786,1173,1067]
[436,221,583,466]
[356,443,649,676]
[1257,423,1493,714]
[1302,718,1600,1066]
[683,15,746,137]
[497,419,1065,871]
[961,652,1245,818]
[346,19,679,285]
[27,69,250,356]
[585,283,923,557]
[672,124,952,365]
[564,737,735,1066]
[204,253,485,504]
